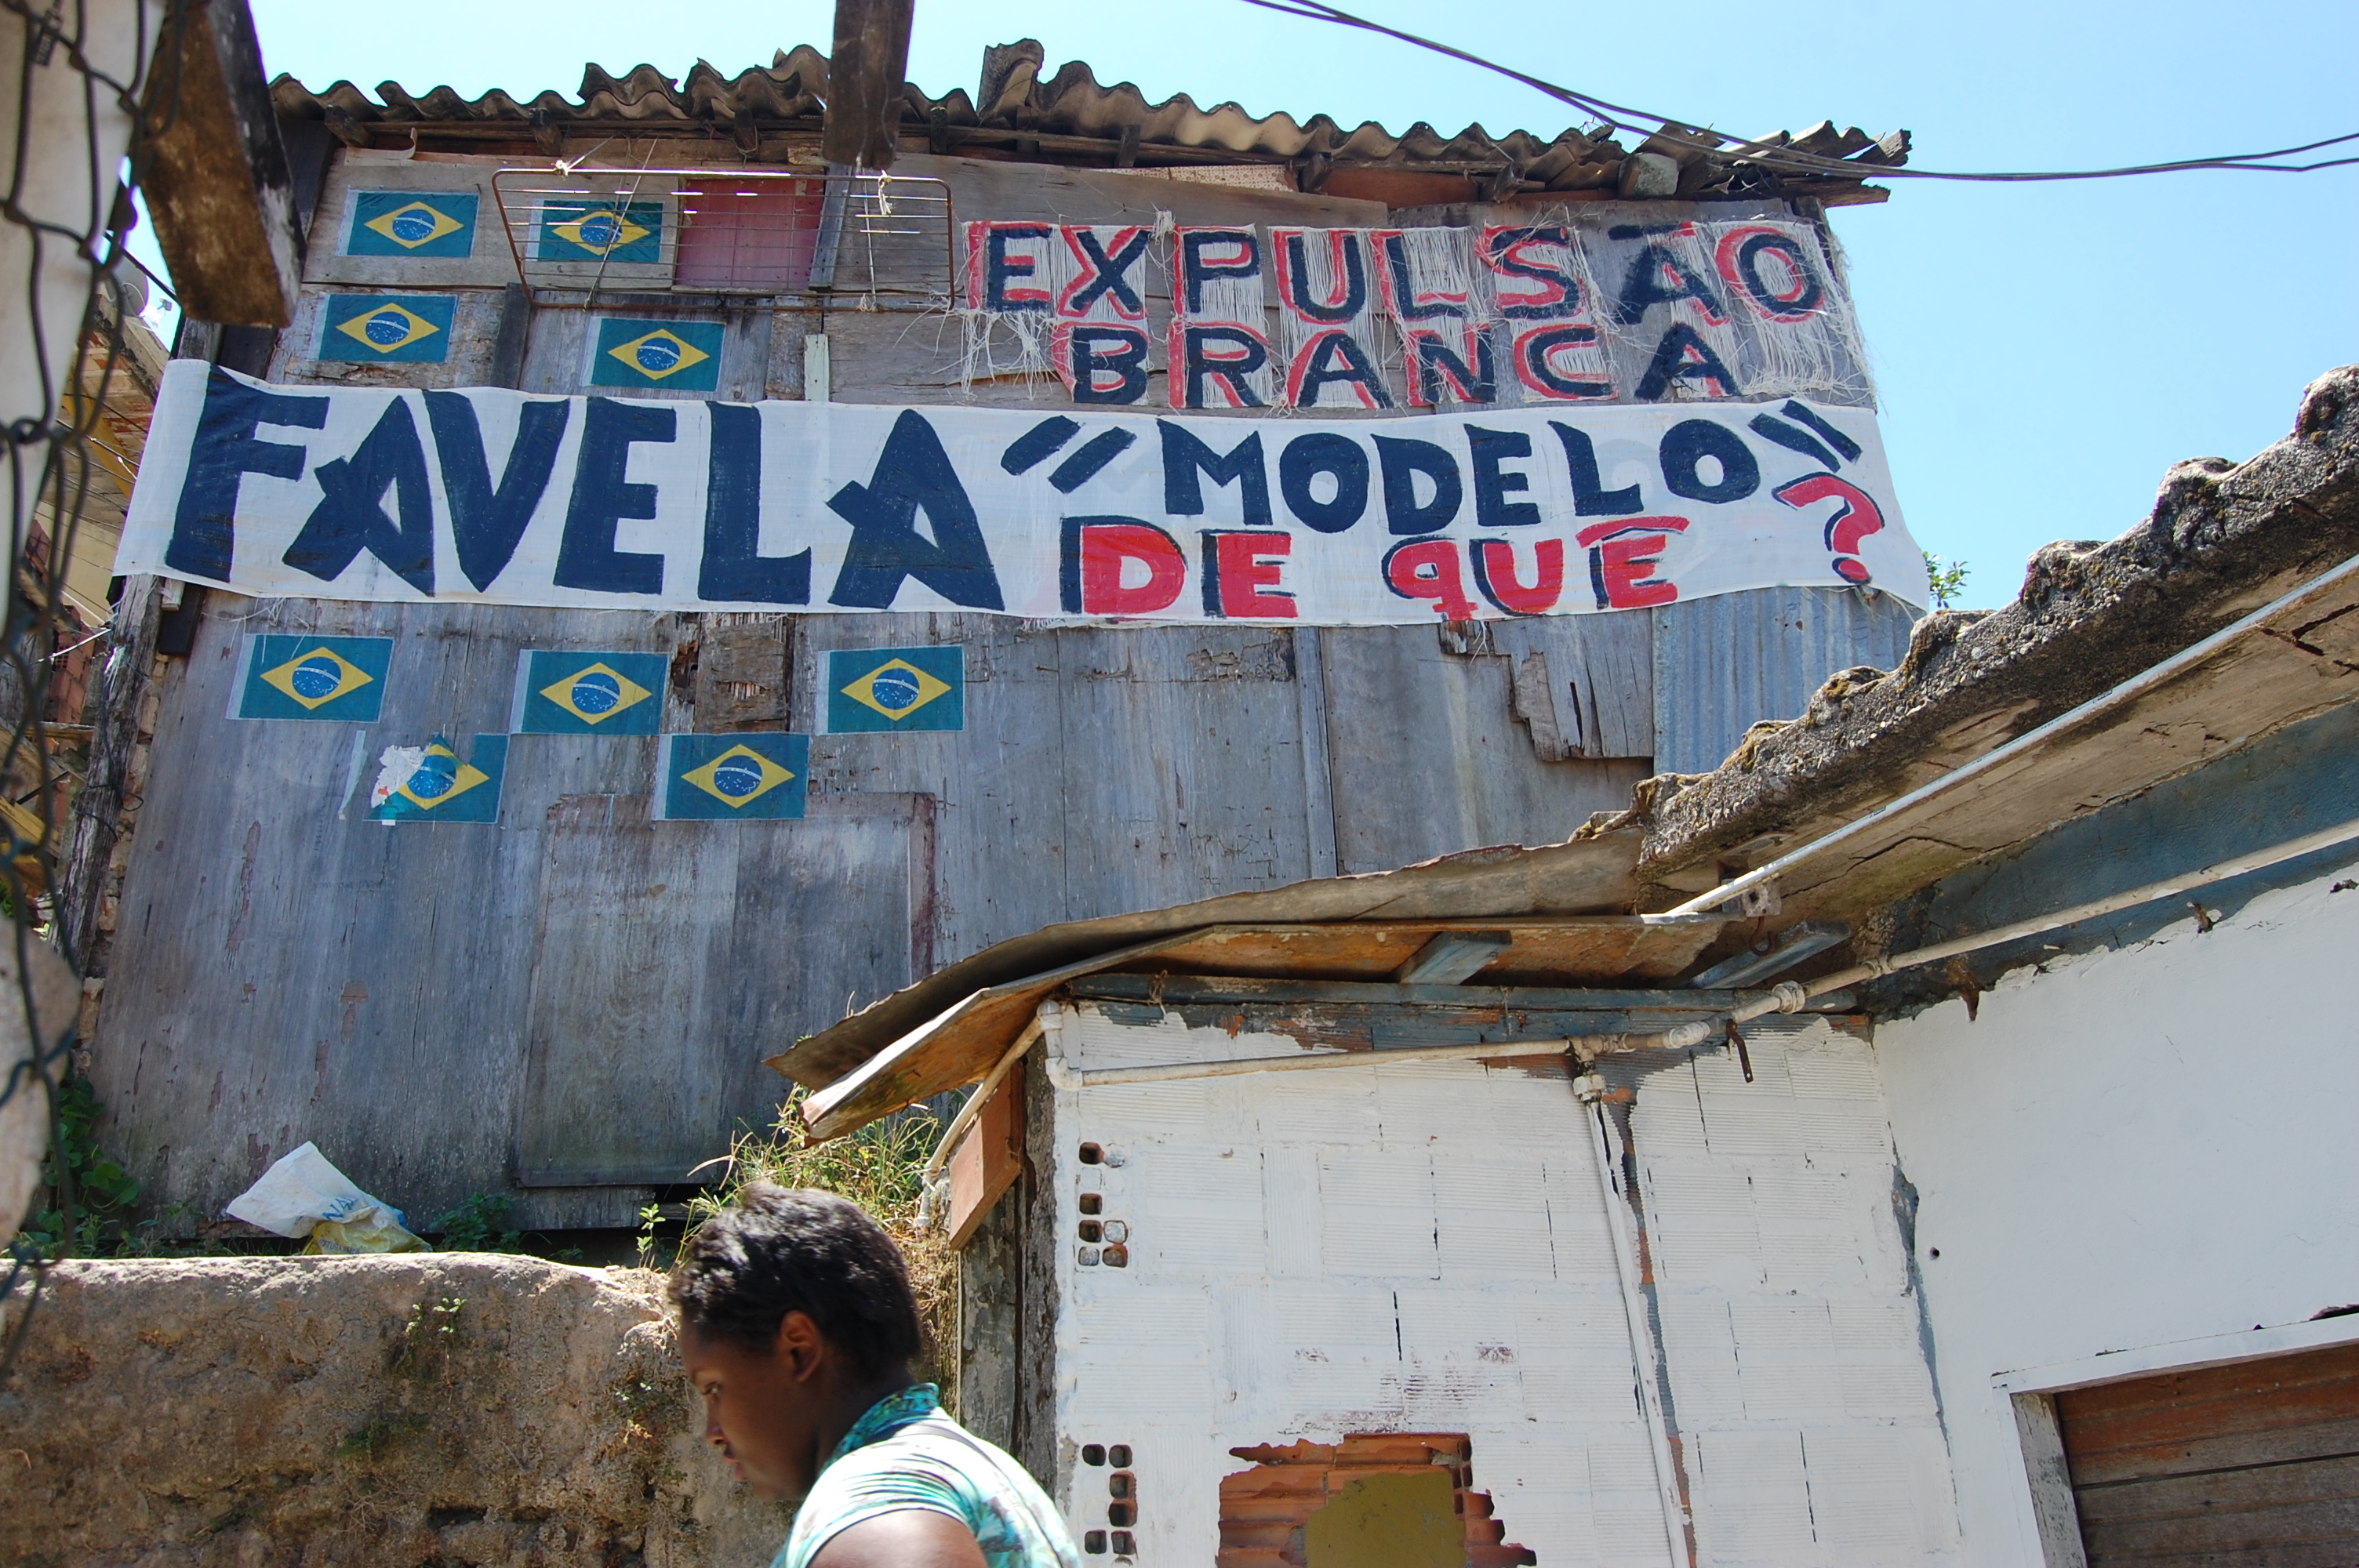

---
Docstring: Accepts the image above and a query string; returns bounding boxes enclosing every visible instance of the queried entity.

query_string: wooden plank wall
[100,147,1702,1224]
[2058,1341,2359,1566]
[91,598,1642,1222]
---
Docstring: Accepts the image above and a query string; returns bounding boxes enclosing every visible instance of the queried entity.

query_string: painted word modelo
[117,365,1928,624]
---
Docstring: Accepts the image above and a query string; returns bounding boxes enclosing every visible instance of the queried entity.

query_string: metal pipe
[1067,1002,1789,1087]
[1659,550,2359,919]
[1791,811,2359,1004]
[1078,1038,1563,1086]
[1063,811,2359,1087]
[1581,1084,1696,1568]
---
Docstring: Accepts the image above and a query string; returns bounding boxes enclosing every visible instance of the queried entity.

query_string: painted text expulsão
[963,218,1865,412]
[115,362,1929,623]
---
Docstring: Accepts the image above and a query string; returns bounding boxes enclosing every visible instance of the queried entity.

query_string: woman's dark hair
[667,1184,922,1374]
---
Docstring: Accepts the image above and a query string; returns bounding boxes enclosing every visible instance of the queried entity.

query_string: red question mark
[1773,472,1885,586]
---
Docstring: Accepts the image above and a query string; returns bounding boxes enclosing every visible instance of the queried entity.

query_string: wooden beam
[137,0,302,326]
[823,0,914,170]
[1688,922,1851,989]
[1077,1001,1686,1049]
[809,166,849,291]
[1063,977,1857,1054]
[1067,972,1851,1013]
[2011,1392,2091,1567]
[1394,930,1513,984]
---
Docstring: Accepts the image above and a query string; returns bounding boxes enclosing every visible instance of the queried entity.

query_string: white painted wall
[1632,1018,1958,1566]
[1873,858,2359,1566]
[1045,1003,1955,1567]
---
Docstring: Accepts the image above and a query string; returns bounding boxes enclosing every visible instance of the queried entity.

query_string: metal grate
[490,165,956,306]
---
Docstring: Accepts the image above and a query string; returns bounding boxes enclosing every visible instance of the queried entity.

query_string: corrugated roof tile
[267,45,1902,200]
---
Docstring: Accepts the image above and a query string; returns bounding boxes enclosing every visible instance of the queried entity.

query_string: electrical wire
[1242,0,2359,182]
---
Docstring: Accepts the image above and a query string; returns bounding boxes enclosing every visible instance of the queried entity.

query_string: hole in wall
[1079,1192,1103,1215]
[1077,1441,1143,1547]
[1103,1243,1129,1268]
[1079,1220,1103,1243]
[1216,1433,1535,1568]
[1079,1142,1104,1164]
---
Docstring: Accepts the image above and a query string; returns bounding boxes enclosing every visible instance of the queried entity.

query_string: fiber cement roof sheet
[1615,366,2359,924]
[771,829,1656,1121]
[791,911,1722,1140]
[268,46,1904,200]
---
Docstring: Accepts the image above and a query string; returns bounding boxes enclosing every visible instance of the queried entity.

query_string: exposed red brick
[1213,1432,1536,1568]
[1230,1440,1338,1465]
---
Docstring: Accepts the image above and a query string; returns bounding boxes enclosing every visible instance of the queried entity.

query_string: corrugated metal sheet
[1651,587,1919,776]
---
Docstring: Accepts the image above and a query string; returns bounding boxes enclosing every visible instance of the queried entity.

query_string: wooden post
[487,284,532,390]
[823,0,914,171]
[1015,1047,1062,1488]
[944,1070,1024,1246]
[956,1183,1021,1439]
[55,575,164,982]
[2011,1392,2090,1567]
[1294,626,1338,878]
[136,0,304,326]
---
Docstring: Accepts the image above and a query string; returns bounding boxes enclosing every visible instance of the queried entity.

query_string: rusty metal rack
[489,165,955,307]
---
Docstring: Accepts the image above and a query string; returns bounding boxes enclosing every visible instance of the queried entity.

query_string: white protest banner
[1271,228,1389,411]
[959,216,1870,412]
[117,362,1929,624]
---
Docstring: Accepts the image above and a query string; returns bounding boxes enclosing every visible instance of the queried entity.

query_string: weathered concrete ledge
[1595,365,2359,898]
[0,1255,789,1567]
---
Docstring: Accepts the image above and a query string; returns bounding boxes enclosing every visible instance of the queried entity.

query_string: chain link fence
[0,0,184,1373]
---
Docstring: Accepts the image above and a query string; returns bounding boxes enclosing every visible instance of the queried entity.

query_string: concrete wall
[1873,858,2359,1565]
[1042,1001,1956,1566]
[1605,1017,1959,1566]
[0,1254,788,1567]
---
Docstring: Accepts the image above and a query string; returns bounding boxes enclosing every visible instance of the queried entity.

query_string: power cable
[1243,0,2359,182]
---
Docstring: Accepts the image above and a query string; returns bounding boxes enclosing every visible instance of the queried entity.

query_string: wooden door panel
[2059,1342,2359,1566]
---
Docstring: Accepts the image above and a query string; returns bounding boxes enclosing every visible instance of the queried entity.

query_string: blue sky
[186,0,2357,609]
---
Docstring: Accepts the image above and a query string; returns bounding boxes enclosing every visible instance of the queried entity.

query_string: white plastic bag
[226,1142,425,1253]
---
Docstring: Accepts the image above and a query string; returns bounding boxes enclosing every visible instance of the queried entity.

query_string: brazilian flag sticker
[654,732,809,821]
[591,318,723,391]
[511,649,666,735]
[320,294,455,363]
[348,191,478,258]
[826,647,964,733]
[368,733,507,824]
[234,634,392,723]
[538,199,663,263]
